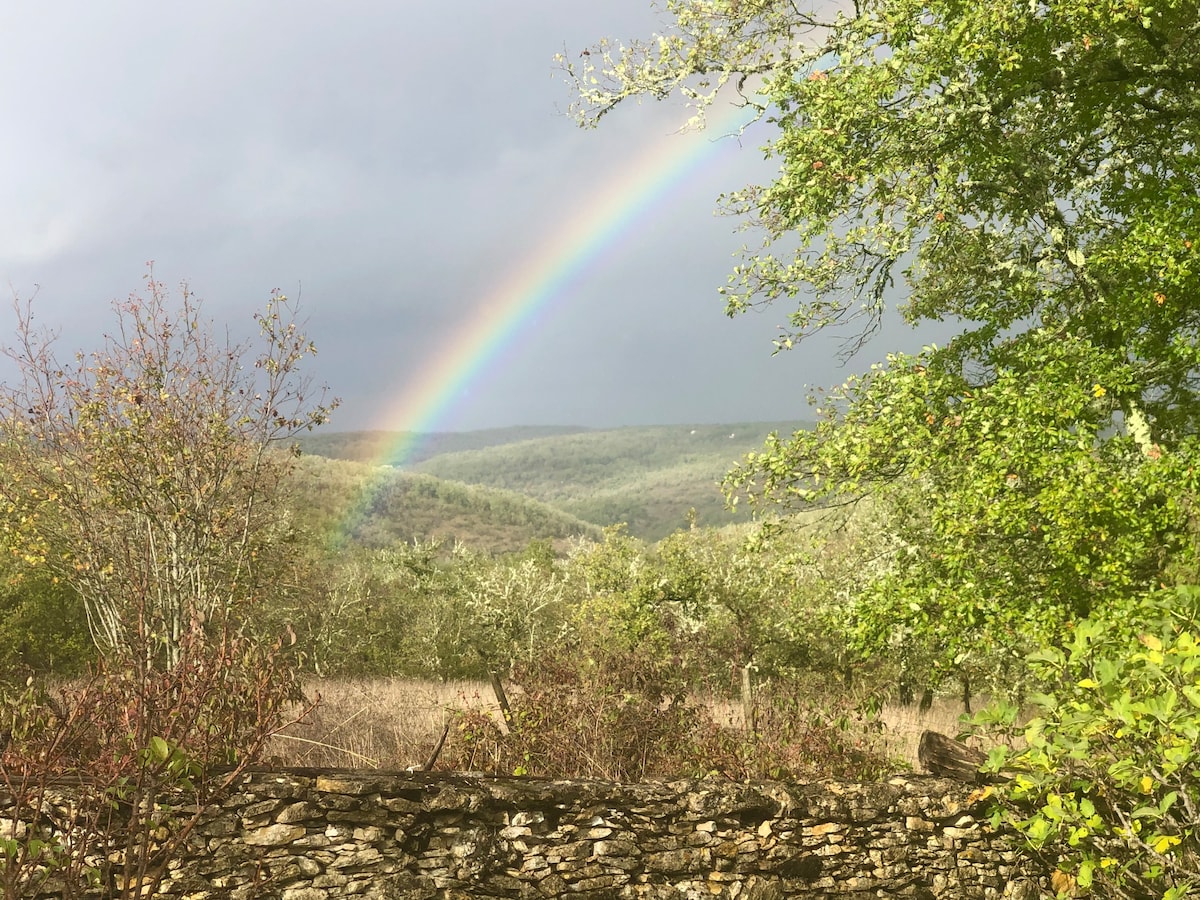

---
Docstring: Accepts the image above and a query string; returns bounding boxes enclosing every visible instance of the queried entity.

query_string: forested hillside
[297,422,805,540]
[410,423,808,539]
[287,454,602,553]
[297,425,591,467]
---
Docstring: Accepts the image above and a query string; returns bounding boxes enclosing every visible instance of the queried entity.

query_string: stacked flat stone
[10,771,1048,898]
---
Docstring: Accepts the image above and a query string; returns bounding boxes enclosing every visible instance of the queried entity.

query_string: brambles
[694,682,897,783]
[0,610,308,897]
[437,578,896,783]
[438,659,896,783]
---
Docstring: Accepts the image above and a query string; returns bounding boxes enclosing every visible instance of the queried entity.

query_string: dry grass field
[268,678,972,776]
[268,679,499,770]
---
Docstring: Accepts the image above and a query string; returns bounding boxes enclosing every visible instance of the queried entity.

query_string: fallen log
[918,730,988,783]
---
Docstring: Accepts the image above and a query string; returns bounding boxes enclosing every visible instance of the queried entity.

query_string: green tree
[566,0,1200,690]
[655,525,838,684]
[0,569,90,679]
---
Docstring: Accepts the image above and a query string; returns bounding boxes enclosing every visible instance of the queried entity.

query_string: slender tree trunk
[489,670,512,736]
[741,663,756,734]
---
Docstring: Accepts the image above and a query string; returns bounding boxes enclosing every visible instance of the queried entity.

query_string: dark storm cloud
[0,1,853,431]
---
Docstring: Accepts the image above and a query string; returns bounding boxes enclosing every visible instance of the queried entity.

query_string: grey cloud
[0,0,873,432]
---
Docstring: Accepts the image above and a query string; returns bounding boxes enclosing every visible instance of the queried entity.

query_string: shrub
[979,587,1200,900]
[441,640,702,781]
[0,276,325,898]
[438,627,897,782]
[692,681,898,782]
[0,273,334,666]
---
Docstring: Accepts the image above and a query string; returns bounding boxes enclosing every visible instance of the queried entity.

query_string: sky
[0,1,882,434]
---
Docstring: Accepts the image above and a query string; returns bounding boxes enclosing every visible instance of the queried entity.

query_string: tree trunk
[918,730,987,783]
[741,664,756,734]
[489,670,512,736]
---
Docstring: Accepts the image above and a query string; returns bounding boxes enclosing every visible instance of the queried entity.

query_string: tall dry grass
[878,697,975,763]
[267,678,975,775]
[268,679,502,769]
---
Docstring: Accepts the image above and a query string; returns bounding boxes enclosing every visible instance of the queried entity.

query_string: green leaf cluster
[981,588,1200,899]
[732,344,1200,691]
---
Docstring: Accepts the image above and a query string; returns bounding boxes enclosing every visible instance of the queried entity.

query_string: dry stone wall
[30,771,1051,899]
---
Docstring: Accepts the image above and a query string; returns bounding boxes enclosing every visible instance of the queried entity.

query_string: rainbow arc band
[385,106,751,466]
[341,104,754,532]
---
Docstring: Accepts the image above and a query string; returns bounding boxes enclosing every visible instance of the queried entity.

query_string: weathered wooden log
[918,730,988,783]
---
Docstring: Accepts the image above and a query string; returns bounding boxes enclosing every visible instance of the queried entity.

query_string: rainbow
[337,104,755,537]
[333,106,753,542]
[374,105,753,470]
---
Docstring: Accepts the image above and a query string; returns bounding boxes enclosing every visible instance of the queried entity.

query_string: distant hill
[285,454,602,554]
[297,422,810,542]
[410,423,809,540]
[295,426,591,467]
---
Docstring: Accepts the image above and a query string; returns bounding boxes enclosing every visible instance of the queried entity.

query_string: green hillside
[408,422,811,540]
[296,425,591,467]
[296,422,811,541]
[285,455,602,554]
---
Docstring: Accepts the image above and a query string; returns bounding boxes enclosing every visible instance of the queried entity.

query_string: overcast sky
[0,1,890,433]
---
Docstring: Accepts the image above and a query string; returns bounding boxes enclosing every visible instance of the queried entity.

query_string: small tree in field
[0,269,335,667]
